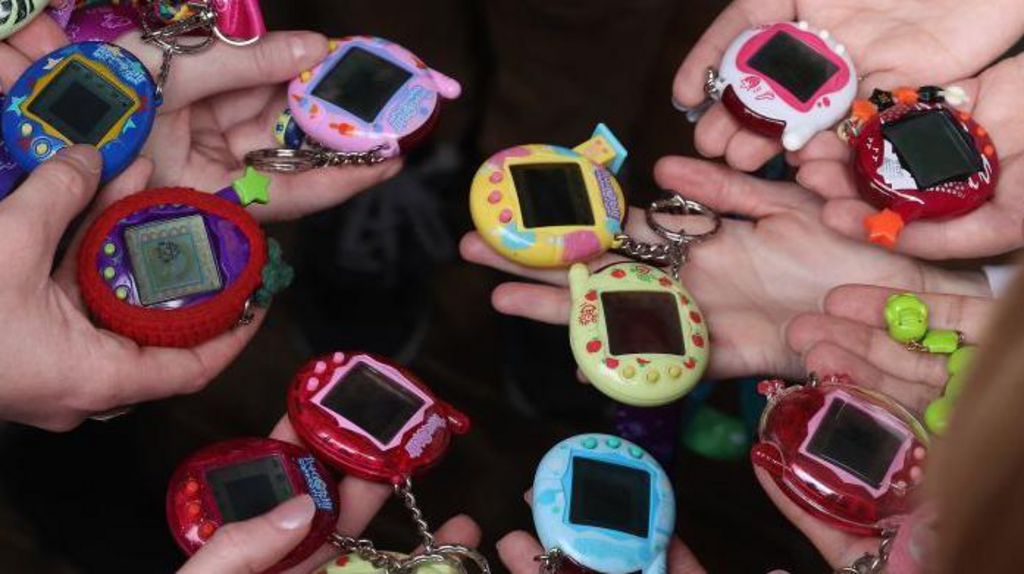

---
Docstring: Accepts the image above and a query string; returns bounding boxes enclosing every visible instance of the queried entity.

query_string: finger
[723,128,782,173]
[882,204,1024,260]
[411,514,483,554]
[178,495,316,574]
[693,103,741,159]
[819,198,877,241]
[492,283,571,325]
[334,478,392,537]
[668,536,707,574]
[0,43,31,91]
[654,156,814,219]
[269,416,301,443]
[672,0,796,108]
[7,12,69,60]
[795,160,859,200]
[118,31,328,111]
[791,131,851,165]
[787,313,948,388]
[247,161,404,222]
[824,285,995,343]
[497,530,545,574]
[458,233,572,286]
[802,341,939,412]
[0,145,101,264]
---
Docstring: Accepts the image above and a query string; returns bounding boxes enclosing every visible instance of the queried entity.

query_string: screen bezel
[22,53,141,147]
[311,357,434,450]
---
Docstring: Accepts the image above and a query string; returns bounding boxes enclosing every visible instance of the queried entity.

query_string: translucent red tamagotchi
[568,262,709,407]
[166,438,339,573]
[853,101,998,248]
[287,36,460,159]
[287,352,471,484]
[752,378,929,534]
[707,21,856,151]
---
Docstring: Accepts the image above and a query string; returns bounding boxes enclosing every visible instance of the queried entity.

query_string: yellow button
[668,366,682,379]
[300,71,312,83]
[646,371,660,383]
[622,366,636,379]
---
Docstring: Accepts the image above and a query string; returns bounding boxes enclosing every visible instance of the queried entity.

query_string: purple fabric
[63,5,140,43]
[0,142,26,202]
[613,403,683,468]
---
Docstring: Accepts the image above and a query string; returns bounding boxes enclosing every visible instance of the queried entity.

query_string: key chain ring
[245,145,388,173]
[138,1,217,55]
[646,195,722,246]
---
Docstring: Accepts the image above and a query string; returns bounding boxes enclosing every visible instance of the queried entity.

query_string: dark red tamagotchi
[166,438,339,572]
[287,352,471,484]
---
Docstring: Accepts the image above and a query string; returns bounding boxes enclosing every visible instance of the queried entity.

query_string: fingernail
[57,146,102,174]
[270,495,316,530]
[291,33,325,63]
[671,97,691,113]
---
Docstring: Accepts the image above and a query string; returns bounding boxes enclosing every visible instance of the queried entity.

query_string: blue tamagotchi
[533,433,675,574]
[2,42,159,185]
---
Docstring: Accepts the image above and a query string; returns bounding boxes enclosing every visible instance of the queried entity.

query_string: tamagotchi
[533,434,675,574]
[313,552,462,574]
[753,378,929,535]
[569,262,709,407]
[469,124,628,268]
[166,438,340,573]
[708,21,856,151]
[287,352,471,484]
[0,0,47,40]
[2,42,158,184]
[287,36,460,158]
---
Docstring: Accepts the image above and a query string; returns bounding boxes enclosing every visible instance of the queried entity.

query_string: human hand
[672,0,1024,172]
[0,146,265,431]
[460,156,991,382]
[795,55,1024,259]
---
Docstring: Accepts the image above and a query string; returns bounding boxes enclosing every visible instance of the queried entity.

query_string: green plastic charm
[922,329,960,354]
[885,293,928,343]
[924,345,977,435]
[253,238,294,307]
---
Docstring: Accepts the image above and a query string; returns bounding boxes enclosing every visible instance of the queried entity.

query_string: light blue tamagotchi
[2,41,159,185]
[532,433,675,574]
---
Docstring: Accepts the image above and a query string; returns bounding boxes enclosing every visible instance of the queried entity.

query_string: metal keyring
[89,406,134,422]
[213,26,262,47]
[244,148,322,173]
[646,195,722,246]
[139,0,217,55]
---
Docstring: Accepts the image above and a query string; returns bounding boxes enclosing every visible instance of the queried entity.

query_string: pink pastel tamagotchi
[707,21,856,151]
[287,36,461,159]
[752,377,929,535]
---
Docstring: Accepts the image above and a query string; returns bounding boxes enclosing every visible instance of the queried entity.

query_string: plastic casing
[78,188,267,348]
[314,552,459,573]
[716,21,856,151]
[166,438,340,574]
[287,352,471,484]
[752,382,929,535]
[469,144,627,268]
[853,102,998,224]
[3,42,158,183]
[533,433,675,574]
[287,36,461,158]
[568,263,709,407]
[0,0,47,40]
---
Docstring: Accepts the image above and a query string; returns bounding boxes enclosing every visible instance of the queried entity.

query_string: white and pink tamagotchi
[708,21,856,151]
[287,36,461,159]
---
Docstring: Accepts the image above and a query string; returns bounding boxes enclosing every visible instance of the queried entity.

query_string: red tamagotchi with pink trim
[854,102,998,248]
[752,378,929,535]
[166,438,339,573]
[708,21,857,151]
[287,352,471,484]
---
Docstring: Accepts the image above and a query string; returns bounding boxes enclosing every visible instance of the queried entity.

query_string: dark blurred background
[0,1,830,572]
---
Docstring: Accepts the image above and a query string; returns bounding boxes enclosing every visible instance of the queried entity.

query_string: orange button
[198,522,217,540]
[186,502,202,518]
[865,209,904,249]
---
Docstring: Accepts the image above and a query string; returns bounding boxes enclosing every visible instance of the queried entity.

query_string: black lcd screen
[320,362,426,444]
[569,457,651,537]
[806,399,904,488]
[511,163,594,229]
[311,47,413,123]
[882,110,983,189]
[602,291,685,356]
[207,456,294,523]
[27,60,135,145]
[747,31,839,103]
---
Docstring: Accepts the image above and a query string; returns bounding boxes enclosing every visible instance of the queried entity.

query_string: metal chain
[139,1,217,55]
[154,46,174,98]
[835,529,897,574]
[396,478,436,552]
[244,144,387,173]
[612,235,687,279]
[535,549,563,574]
[704,67,722,99]
[329,534,403,572]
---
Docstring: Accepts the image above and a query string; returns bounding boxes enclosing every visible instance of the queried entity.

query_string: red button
[198,522,217,540]
[186,502,202,518]
[184,479,200,496]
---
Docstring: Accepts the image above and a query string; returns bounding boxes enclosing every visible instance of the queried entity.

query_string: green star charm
[232,167,271,206]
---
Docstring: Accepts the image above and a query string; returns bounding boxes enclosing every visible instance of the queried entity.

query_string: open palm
[673,0,1024,172]
[459,157,991,381]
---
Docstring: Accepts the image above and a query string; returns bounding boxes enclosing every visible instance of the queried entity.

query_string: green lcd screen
[124,214,223,306]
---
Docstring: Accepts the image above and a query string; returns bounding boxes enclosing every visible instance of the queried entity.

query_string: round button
[198,522,217,540]
[115,286,129,300]
[646,370,660,383]
[668,366,682,379]
[103,242,117,256]
[102,267,116,281]
[184,479,200,495]
[628,446,643,458]
[606,437,621,448]
[186,502,202,518]
[581,437,598,449]
[621,366,636,379]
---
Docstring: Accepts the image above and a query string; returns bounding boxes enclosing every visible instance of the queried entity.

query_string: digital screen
[569,457,651,537]
[602,291,685,356]
[207,455,294,523]
[747,31,839,103]
[806,399,905,488]
[319,362,426,444]
[511,163,594,229]
[311,47,413,123]
[883,110,983,189]
[27,60,135,145]
[124,214,223,306]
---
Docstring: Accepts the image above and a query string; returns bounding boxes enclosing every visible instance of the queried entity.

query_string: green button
[102,267,115,281]
[606,437,621,448]
[115,286,129,300]
[581,437,598,449]
[925,398,953,435]
[885,293,928,343]
[628,446,643,458]
[103,242,116,256]
[947,346,975,376]
[923,329,960,354]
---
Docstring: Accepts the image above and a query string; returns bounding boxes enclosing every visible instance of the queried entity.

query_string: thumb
[118,31,328,111]
[178,495,316,574]
[0,145,101,262]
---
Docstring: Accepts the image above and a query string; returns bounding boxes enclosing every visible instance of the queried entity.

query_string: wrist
[921,266,992,298]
